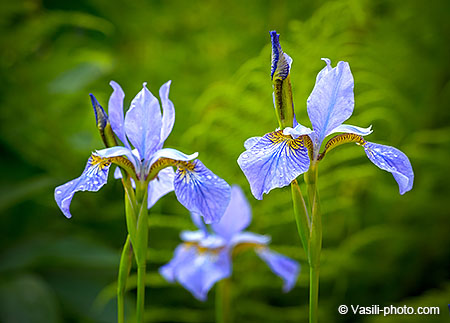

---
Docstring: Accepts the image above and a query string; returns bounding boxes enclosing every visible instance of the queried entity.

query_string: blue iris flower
[159,185,300,301]
[55,81,231,223]
[238,31,414,199]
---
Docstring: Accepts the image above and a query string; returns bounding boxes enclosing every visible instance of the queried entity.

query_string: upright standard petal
[174,160,231,224]
[54,155,112,218]
[147,166,175,208]
[125,83,162,162]
[211,185,252,240]
[270,31,292,81]
[238,130,310,200]
[159,81,175,144]
[256,247,300,292]
[190,212,208,234]
[108,81,130,148]
[307,60,355,146]
[364,142,414,194]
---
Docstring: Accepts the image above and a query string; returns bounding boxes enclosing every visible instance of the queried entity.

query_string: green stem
[290,179,311,255]
[136,264,146,323]
[118,235,132,323]
[135,182,149,323]
[305,164,322,323]
[215,278,232,323]
[309,265,320,323]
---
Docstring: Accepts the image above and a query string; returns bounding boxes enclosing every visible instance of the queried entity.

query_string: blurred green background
[1,0,449,322]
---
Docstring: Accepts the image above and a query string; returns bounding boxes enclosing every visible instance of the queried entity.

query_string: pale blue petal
[270,31,292,81]
[114,166,136,188]
[95,146,139,171]
[174,160,231,224]
[108,81,131,148]
[229,232,271,248]
[364,142,414,194]
[293,114,299,127]
[159,244,195,283]
[315,58,332,83]
[190,212,208,233]
[237,131,310,200]
[307,60,354,146]
[211,185,252,240]
[147,166,175,208]
[244,137,262,150]
[327,124,373,137]
[180,230,206,242]
[147,148,198,169]
[159,80,175,144]
[54,156,111,218]
[176,248,231,301]
[283,124,313,139]
[124,83,162,162]
[114,166,122,179]
[198,235,227,249]
[256,247,300,292]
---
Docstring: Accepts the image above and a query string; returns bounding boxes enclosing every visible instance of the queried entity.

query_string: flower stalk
[55,81,232,323]
[304,164,321,323]
[117,235,132,323]
[238,30,413,323]
[216,277,232,323]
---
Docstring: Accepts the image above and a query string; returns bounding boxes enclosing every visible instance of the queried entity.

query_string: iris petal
[160,245,231,301]
[159,80,175,145]
[229,232,271,248]
[256,247,300,292]
[211,185,252,240]
[54,156,111,218]
[283,124,313,138]
[237,131,310,200]
[174,160,231,224]
[148,166,175,208]
[108,81,131,148]
[244,137,262,150]
[124,83,162,163]
[147,148,198,168]
[327,124,373,137]
[95,146,139,171]
[159,244,195,283]
[177,248,231,301]
[315,58,332,83]
[307,59,355,146]
[180,230,207,243]
[364,142,414,194]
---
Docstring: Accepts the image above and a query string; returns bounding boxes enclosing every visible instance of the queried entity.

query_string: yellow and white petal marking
[54,154,114,218]
[238,130,310,200]
[318,133,366,161]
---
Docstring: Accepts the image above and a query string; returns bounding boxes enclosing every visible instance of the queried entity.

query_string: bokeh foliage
[0,0,449,322]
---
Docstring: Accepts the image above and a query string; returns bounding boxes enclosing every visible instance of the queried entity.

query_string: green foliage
[1,0,449,322]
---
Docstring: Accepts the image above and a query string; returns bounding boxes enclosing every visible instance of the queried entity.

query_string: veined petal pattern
[54,156,112,218]
[364,142,414,194]
[174,160,231,224]
[237,130,310,200]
